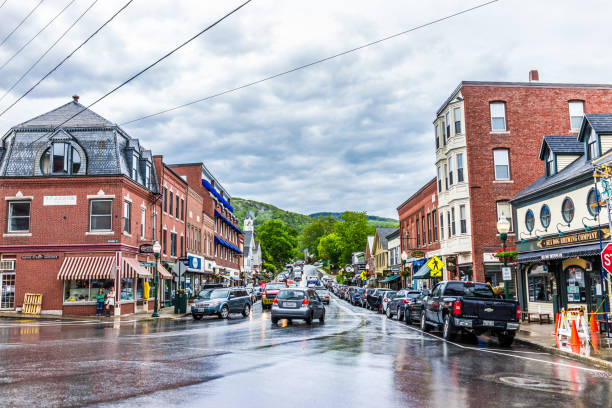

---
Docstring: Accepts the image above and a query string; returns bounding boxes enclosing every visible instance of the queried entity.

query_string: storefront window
[587,188,600,216]
[527,264,552,302]
[64,279,113,302]
[525,209,535,232]
[121,278,134,301]
[137,278,145,299]
[565,266,586,303]
[540,204,551,229]
[562,197,574,223]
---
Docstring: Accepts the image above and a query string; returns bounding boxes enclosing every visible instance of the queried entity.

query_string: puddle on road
[481,373,584,395]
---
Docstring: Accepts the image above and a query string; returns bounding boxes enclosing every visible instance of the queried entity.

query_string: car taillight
[453,300,462,315]
[516,303,521,320]
[384,298,389,302]
[402,299,409,304]
[273,298,278,305]
[302,299,309,305]
[355,294,360,297]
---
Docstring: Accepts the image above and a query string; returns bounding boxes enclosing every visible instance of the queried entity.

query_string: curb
[514,336,612,370]
[0,312,189,323]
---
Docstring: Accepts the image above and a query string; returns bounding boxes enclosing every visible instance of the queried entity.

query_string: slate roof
[585,113,612,133]
[539,136,584,160]
[15,101,114,129]
[376,228,397,250]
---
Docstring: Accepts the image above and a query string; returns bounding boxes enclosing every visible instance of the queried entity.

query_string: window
[170,232,177,257]
[427,213,432,244]
[528,265,552,302]
[459,205,467,234]
[435,125,440,149]
[569,100,584,131]
[123,201,131,234]
[416,218,420,247]
[546,152,555,176]
[169,191,173,216]
[540,205,551,229]
[447,212,451,238]
[432,210,438,241]
[90,199,112,231]
[145,164,151,189]
[448,156,454,185]
[457,153,464,182]
[444,164,448,189]
[8,201,30,232]
[445,111,451,139]
[562,197,574,223]
[140,208,145,239]
[180,198,184,221]
[525,209,535,232]
[131,153,138,180]
[451,207,456,236]
[152,212,157,241]
[175,195,179,219]
[454,107,461,134]
[437,167,442,192]
[40,143,81,175]
[490,102,506,131]
[565,265,586,303]
[162,229,167,254]
[180,236,184,257]
[493,149,510,180]
[163,187,167,212]
[587,129,599,160]
[587,188,600,216]
[442,120,447,146]
[496,201,513,232]
[422,215,426,246]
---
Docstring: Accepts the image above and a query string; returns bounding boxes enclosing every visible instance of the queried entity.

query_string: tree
[299,215,337,258]
[333,211,375,264]
[256,219,298,271]
[317,232,343,267]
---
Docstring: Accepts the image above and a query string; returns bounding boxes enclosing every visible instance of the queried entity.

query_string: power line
[122,0,500,127]
[0,0,45,48]
[0,1,8,11]
[0,0,76,73]
[0,0,133,118]
[0,0,99,105]
[23,0,254,150]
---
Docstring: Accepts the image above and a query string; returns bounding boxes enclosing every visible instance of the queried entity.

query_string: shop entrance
[0,273,15,309]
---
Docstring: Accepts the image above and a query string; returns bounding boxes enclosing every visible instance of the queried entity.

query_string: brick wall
[397,178,440,257]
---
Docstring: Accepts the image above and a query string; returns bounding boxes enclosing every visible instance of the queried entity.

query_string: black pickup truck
[420,281,520,346]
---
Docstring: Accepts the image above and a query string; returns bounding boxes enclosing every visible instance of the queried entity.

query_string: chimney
[528,70,539,82]
[72,94,79,102]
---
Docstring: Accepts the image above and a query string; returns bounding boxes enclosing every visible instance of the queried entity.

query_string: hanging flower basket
[494,247,518,262]
[401,270,410,277]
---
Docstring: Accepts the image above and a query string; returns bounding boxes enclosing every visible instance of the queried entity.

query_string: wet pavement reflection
[0,295,610,407]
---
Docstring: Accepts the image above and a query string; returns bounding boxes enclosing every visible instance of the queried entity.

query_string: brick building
[0,98,169,315]
[396,177,440,288]
[434,71,612,290]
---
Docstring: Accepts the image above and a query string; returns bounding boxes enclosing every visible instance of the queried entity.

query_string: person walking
[105,287,115,317]
[95,288,105,316]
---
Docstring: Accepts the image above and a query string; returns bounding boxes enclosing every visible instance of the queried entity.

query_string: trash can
[174,293,187,314]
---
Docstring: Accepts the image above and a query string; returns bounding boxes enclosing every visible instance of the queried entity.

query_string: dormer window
[145,163,151,188]
[587,129,599,160]
[40,143,81,175]
[131,153,139,180]
[546,152,555,176]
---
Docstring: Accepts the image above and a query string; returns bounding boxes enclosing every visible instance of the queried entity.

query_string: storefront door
[588,271,604,314]
[0,273,15,309]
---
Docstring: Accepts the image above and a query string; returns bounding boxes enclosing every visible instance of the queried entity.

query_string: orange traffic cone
[589,314,599,333]
[570,320,581,347]
[553,313,560,335]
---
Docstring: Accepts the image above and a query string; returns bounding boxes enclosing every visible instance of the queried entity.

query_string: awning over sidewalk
[380,275,400,283]
[122,258,153,278]
[413,263,431,280]
[57,256,115,280]
[518,242,601,263]
[157,263,172,279]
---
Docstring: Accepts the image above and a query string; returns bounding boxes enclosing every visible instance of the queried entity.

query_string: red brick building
[434,72,612,289]
[397,177,439,287]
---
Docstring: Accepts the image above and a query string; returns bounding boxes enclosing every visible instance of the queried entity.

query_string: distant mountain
[232,198,399,232]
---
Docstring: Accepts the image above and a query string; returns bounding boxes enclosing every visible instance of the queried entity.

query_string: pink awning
[57,256,115,280]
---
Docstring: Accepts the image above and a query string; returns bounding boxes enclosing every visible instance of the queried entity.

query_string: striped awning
[123,257,153,278]
[57,256,115,280]
[157,263,171,279]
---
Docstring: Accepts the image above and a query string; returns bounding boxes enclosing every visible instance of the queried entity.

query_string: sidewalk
[516,322,612,369]
[0,306,189,322]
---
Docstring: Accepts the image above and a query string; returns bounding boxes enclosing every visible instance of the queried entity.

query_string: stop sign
[601,243,612,274]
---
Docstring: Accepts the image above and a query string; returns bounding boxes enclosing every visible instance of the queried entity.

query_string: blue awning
[214,236,243,254]
[413,263,431,280]
[202,179,234,212]
[215,210,243,234]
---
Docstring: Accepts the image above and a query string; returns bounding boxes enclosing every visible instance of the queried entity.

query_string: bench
[521,311,551,324]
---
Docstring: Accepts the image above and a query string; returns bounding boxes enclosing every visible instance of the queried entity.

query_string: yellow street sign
[427,256,444,278]
[360,271,367,280]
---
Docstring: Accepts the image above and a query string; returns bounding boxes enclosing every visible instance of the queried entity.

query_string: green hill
[309,212,399,227]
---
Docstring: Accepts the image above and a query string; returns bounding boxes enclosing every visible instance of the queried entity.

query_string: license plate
[284,302,296,308]
[483,320,494,327]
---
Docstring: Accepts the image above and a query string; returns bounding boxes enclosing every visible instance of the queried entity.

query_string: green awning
[413,263,431,280]
[380,275,400,283]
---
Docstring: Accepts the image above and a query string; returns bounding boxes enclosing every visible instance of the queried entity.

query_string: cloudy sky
[0,0,610,218]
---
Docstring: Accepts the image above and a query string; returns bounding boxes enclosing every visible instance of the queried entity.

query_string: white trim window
[490,102,506,131]
[8,201,31,232]
[459,205,467,234]
[90,199,113,231]
[454,107,461,134]
[496,201,513,232]
[569,100,584,131]
[587,129,599,160]
[140,207,146,239]
[493,149,510,180]
[437,166,442,192]
[448,155,454,185]
[445,111,451,140]
[435,124,440,149]
[131,153,139,180]
[144,164,151,189]
[123,201,131,234]
[457,153,464,182]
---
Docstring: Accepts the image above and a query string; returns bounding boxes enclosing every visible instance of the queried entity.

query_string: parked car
[191,288,252,320]
[380,291,397,314]
[385,289,422,321]
[262,282,286,310]
[271,288,326,325]
[366,288,391,311]
[253,287,263,300]
[360,288,373,307]
[420,281,520,346]
[350,288,365,305]
[315,288,331,304]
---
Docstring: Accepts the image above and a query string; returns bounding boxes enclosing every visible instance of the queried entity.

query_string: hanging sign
[537,228,609,249]
[502,267,512,281]
[139,244,154,254]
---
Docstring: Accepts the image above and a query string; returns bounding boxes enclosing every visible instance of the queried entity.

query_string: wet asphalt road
[0,269,610,407]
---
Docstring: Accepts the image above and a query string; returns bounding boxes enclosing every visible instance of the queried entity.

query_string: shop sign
[140,262,156,268]
[43,195,76,206]
[187,254,203,272]
[139,244,154,254]
[411,251,425,258]
[537,228,609,249]
[446,256,457,270]
[21,255,59,260]
[502,267,512,281]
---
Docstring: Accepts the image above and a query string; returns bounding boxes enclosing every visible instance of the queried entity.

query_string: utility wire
[0,0,99,105]
[0,0,76,73]
[0,0,133,118]
[23,0,254,149]
[122,0,499,126]
[0,0,45,48]
[0,1,8,11]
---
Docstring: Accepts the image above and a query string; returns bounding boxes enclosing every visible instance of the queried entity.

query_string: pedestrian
[105,287,115,317]
[95,288,105,316]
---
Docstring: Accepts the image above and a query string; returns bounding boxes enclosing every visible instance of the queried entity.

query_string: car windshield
[316,290,329,295]
[387,292,397,299]
[277,290,305,300]
[210,289,229,299]
[198,289,214,299]
[266,284,285,290]
[407,293,420,299]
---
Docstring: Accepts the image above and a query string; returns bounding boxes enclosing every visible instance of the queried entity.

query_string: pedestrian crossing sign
[427,256,444,278]
[360,271,368,281]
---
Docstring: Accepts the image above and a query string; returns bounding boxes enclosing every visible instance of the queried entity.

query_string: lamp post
[496,217,511,300]
[152,240,161,318]
[401,251,408,288]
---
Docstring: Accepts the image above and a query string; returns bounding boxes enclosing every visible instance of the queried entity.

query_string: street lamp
[496,217,511,300]
[152,240,161,318]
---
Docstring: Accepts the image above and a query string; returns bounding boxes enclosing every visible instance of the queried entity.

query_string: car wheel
[398,309,404,322]
[271,317,278,325]
[498,331,516,347]
[442,314,457,341]
[319,310,325,323]
[192,314,202,320]
[219,305,229,319]
[420,311,430,332]
[305,312,313,325]
[404,310,412,325]
[242,304,251,317]
[386,306,392,318]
